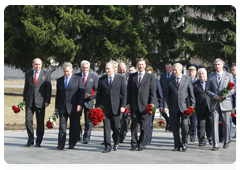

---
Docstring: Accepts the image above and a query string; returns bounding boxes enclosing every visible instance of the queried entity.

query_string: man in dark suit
[96,62,127,153]
[163,63,195,152]
[145,66,163,145]
[75,60,98,144]
[118,62,130,143]
[55,62,85,150]
[206,58,235,151]
[193,68,212,146]
[160,62,174,132]
[23,58,52,147]
[127,58,156,151]
[186,63,199,142]
[231,65,236,138]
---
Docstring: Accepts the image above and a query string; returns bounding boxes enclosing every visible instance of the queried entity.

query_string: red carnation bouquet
[157,120,165,126]
[211,82,235,110]
[123,108,131,117]
[145,104,155,116]
[184,106,195,118]
[46,112,59,129]
[231,108,236,118]
[127,110,131,117]
[88,106,105,126]
[12,102,24,114]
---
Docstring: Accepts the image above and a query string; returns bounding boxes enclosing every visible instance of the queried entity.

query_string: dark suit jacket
[75,72,98,109]
[163,74,195,113]
[231,76,236,108]
[127,72,156,113]
[155,78,163,107]
[96,74,127,115]
[193,80,210,114]
[123,72,130,85]
[160,72,174,102]
[23,69,52,108]
[55,74,85,115]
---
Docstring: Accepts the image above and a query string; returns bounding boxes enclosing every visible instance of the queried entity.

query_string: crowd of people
[23,57,236,153]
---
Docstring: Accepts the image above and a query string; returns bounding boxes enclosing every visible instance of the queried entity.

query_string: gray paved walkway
[4,129,236,165]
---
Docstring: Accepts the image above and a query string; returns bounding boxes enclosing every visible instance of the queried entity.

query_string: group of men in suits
[23,57,236,153]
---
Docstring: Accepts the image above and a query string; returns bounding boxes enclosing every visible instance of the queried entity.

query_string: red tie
[83,74,86,85]
[34,71,38,85]
[177,77,180,86]
[139,73,142,85]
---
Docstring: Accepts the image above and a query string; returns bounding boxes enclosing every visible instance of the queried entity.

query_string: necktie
[65,77,69,89]
[177,77,180,86]
[167,73,170,79]
[83,74,86,85]
[218,74,221,86]
[201,81,205,91]
[34,71,38,85]
[139,73,142,85]
[109,77,112,88]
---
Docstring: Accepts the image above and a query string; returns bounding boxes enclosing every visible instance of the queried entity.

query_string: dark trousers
[119,112,131,140]
[131,109,150,148]
[58,111,80,147]
[232,109,238,136]
[25,103,45,144]
[162,111,172,130]
[103,111,121,150]
[147,111,155,144]
[170,111,189,148]
[79,105,92,141]
[189,112,197,140]
[196,107,212,143]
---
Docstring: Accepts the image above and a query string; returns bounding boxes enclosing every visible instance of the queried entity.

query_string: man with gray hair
[110,60,118,73]
[75,60,98,144]
[55,62,85,150]
[193,68,212,146]
[163,63,195,152]
[206,58,235,151]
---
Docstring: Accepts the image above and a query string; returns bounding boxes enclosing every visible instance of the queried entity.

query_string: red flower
[92,120,99,126]
[231,113,236,118]
[219,122,222,125]
[145,108,149,113]
[184,110,188,115]
[148,112,152,116]
[46,121,53,129]
[91,89,95,96]
[127,113,131,117]
[149,107,153,111]
[189,107,194,112]
[128,110,131,113]
[147,104,152,108]
[229,86,233,90]
[123,108,128,114]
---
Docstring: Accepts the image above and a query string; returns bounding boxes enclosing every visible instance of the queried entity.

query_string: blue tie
[65,77,69,89]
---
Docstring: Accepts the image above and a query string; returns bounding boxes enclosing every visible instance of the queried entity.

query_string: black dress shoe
[101,141,105,145]
[114,144,119,151]
[212,147,219,151]
[138,147,144,151]
[223,143,229,149]
[25,141,34,147]
[172,147,180,151]
[182,146,187,152]
[199,142,206,146]
[68,145,74,149]
[83,140,88,144]
[102,149,111,153]
[208,140,212,145]
[190,139,195,142]
[57,146,64,150]
[35,143,41,147]
[130,146,137,151]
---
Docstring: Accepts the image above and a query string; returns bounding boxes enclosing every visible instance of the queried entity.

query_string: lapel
[29,70,34,85]
[67,74,75,90]
[133,72,139,88]
[111,74,118,88]
[36,70,44,86]
[213,72,218,88]
[104,75,110,88]
[59,76,65,90]
[140,72,148,87]
[178,75,185,89]
[85,73,91,86]
[219,71,226,89]
[197,80,204,92]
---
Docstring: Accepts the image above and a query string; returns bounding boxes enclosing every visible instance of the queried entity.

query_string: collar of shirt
[108,73,115,81]
[175,74,182,83]
[65,74,72,81]
[138,70,145,76]
[82,72,89,77]
[33,69,41,76]
[167,71,173,76]
[216,70,223,78]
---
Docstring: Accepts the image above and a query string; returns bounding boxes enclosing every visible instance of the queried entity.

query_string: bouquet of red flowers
[157,120,165,126]
[231,108,236,118]
[12,102,24,114]
[184,106,195,118]
[211,82,235,110]
[46,112,59,129]
[127,110,131,117]
[145,104,155,116]
[88,106,105,126]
